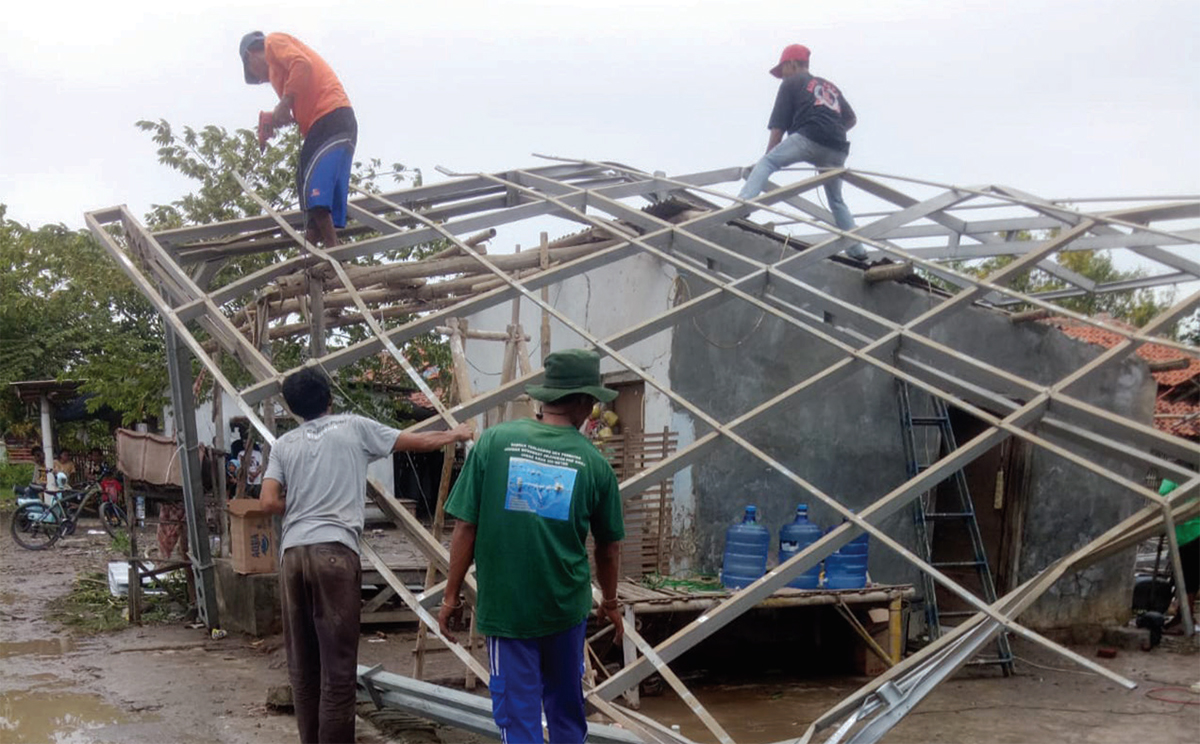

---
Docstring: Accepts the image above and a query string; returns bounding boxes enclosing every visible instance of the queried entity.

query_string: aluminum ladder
[897,380,1013,675]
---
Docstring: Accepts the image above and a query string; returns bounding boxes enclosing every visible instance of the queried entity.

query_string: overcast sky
[2,0,1198,234]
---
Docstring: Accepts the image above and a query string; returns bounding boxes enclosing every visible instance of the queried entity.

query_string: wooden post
[125,473,141,624]
[465,610,479,690]
[864,263,914,284]
[211,355,229,556]
[889,596,903,664]
[622,603,640,709]
[308,268,326,358]
[414,320,475,678]
[413,435,458,680]
[657,426,670,575]
[540,232,551,363]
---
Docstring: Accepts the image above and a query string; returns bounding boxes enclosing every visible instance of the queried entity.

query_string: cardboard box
[228,500,278,575]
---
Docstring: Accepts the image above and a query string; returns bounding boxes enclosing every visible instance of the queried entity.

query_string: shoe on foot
[846,244,868,261]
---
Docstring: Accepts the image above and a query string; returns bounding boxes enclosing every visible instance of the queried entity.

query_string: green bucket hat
[526,349,618,403]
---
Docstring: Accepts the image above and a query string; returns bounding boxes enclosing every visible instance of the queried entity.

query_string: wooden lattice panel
[594,428,677,578]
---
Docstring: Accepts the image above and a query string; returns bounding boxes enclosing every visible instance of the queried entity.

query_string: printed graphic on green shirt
[504,444,581,521]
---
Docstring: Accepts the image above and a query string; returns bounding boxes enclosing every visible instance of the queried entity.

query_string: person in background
[52,448,76,488]
[246,443,264,498]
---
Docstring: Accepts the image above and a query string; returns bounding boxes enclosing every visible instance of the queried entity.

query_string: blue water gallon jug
[778,504,823,589]
[721,505,771,590]
[825,525,869,590]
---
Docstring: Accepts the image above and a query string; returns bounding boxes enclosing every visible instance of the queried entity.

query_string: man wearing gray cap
[438,349,626,744]
[239,31,356,248]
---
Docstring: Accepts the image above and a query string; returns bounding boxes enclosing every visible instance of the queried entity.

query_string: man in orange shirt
[240,32,356,248]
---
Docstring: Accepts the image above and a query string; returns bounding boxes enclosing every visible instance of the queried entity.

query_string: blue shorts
[297,107,357,228]
[487,620,587,744]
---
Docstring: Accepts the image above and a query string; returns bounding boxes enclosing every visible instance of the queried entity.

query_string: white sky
[2,0,1198,235]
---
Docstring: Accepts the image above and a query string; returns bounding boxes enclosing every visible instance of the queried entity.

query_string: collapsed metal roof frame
[86,158,1200,744]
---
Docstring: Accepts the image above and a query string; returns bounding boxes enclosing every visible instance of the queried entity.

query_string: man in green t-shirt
[439,349,625,744]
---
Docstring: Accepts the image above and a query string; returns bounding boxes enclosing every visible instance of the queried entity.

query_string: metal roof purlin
[86,159,1200,744]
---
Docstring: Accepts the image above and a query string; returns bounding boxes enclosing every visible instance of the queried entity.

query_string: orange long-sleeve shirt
[264,33,351,137]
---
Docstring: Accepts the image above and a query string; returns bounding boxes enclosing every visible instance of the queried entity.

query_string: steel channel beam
[803,480,1200,743]
[164,324,219,628]
[992,185,1200,278]
[757,273,1199,476]
[463,169,1139,698]
[839,173,1095,289]
[372,170,1118,696]
[153,161,604,246]
[583,180,1195,493]
[502,168,1181,531]
[991,272,1198,305]
[118,207,280,381]
[523,159,1190,487]
[897,356,1197,483]
[355,666,651,744]
[237,239,641,406]
[85,210,281,444]
[565,158,1199,350]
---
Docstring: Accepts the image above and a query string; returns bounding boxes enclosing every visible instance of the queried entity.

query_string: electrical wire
[665,236,791,350]
[1013,654,1102,677]
[1145,687,1200,706]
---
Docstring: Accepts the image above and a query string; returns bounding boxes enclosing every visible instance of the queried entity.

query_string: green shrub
[0,462,33,510]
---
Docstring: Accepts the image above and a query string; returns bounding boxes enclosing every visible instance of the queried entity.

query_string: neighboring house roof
[348,353,445,415]
[1044,316,1200,438]
[1156,399,1200,438]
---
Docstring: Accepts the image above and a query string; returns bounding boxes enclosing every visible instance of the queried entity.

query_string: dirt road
[2,516,1197,744]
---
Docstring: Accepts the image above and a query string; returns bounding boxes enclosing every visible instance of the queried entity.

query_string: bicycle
[11,470,128,550]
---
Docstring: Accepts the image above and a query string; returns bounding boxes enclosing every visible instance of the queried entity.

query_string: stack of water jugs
[721,504,868,590]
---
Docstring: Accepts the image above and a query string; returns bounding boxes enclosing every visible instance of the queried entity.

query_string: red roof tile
[1157,400,1200,437]
[1044,317,1200,389]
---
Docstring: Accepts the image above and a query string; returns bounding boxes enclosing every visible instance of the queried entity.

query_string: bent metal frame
[86,158,1200,744]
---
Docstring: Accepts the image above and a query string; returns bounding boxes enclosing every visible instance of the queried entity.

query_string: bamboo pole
[540,232,551,363]
[415,321,476,677]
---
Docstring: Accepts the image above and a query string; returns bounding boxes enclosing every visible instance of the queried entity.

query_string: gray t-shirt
[264,413,399,555]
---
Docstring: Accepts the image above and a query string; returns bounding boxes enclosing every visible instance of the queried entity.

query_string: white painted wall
[466,250,699,573]
[161,391,397,496]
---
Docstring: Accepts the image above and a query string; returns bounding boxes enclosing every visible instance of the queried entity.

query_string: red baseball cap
[770,44,811,78]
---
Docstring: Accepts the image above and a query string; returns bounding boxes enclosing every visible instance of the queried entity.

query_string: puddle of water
[0,637,77,659]
[635,681,858,744]
[0,689,131,743]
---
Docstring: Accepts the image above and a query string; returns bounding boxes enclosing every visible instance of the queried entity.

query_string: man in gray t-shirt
[260,367,472,744]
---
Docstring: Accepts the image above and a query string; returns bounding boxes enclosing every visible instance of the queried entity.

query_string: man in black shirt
[739,44,865,260]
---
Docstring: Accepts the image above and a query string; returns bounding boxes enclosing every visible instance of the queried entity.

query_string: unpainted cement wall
[669,224,1155,629]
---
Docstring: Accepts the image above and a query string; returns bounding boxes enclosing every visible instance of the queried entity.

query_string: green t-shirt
[445,418,625,638]
[1161,479,1200,547]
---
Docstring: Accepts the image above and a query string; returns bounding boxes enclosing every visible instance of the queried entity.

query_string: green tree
[0,205,167,431]
[937,232,1174,330]
[136,119,452,426]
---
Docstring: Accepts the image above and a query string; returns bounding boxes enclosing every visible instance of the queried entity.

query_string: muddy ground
[2,516,1197,744]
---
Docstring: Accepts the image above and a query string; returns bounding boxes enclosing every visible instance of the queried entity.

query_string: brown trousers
[280,542,361,744]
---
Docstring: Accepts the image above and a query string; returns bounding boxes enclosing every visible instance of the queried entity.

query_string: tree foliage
[940,232,1175,331]
[2,117,452,439]
[0,205,167,432]
[136,119,452,427]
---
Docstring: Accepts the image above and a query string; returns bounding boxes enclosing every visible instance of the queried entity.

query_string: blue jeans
[739,132,866,260]
[487,620,587,744]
